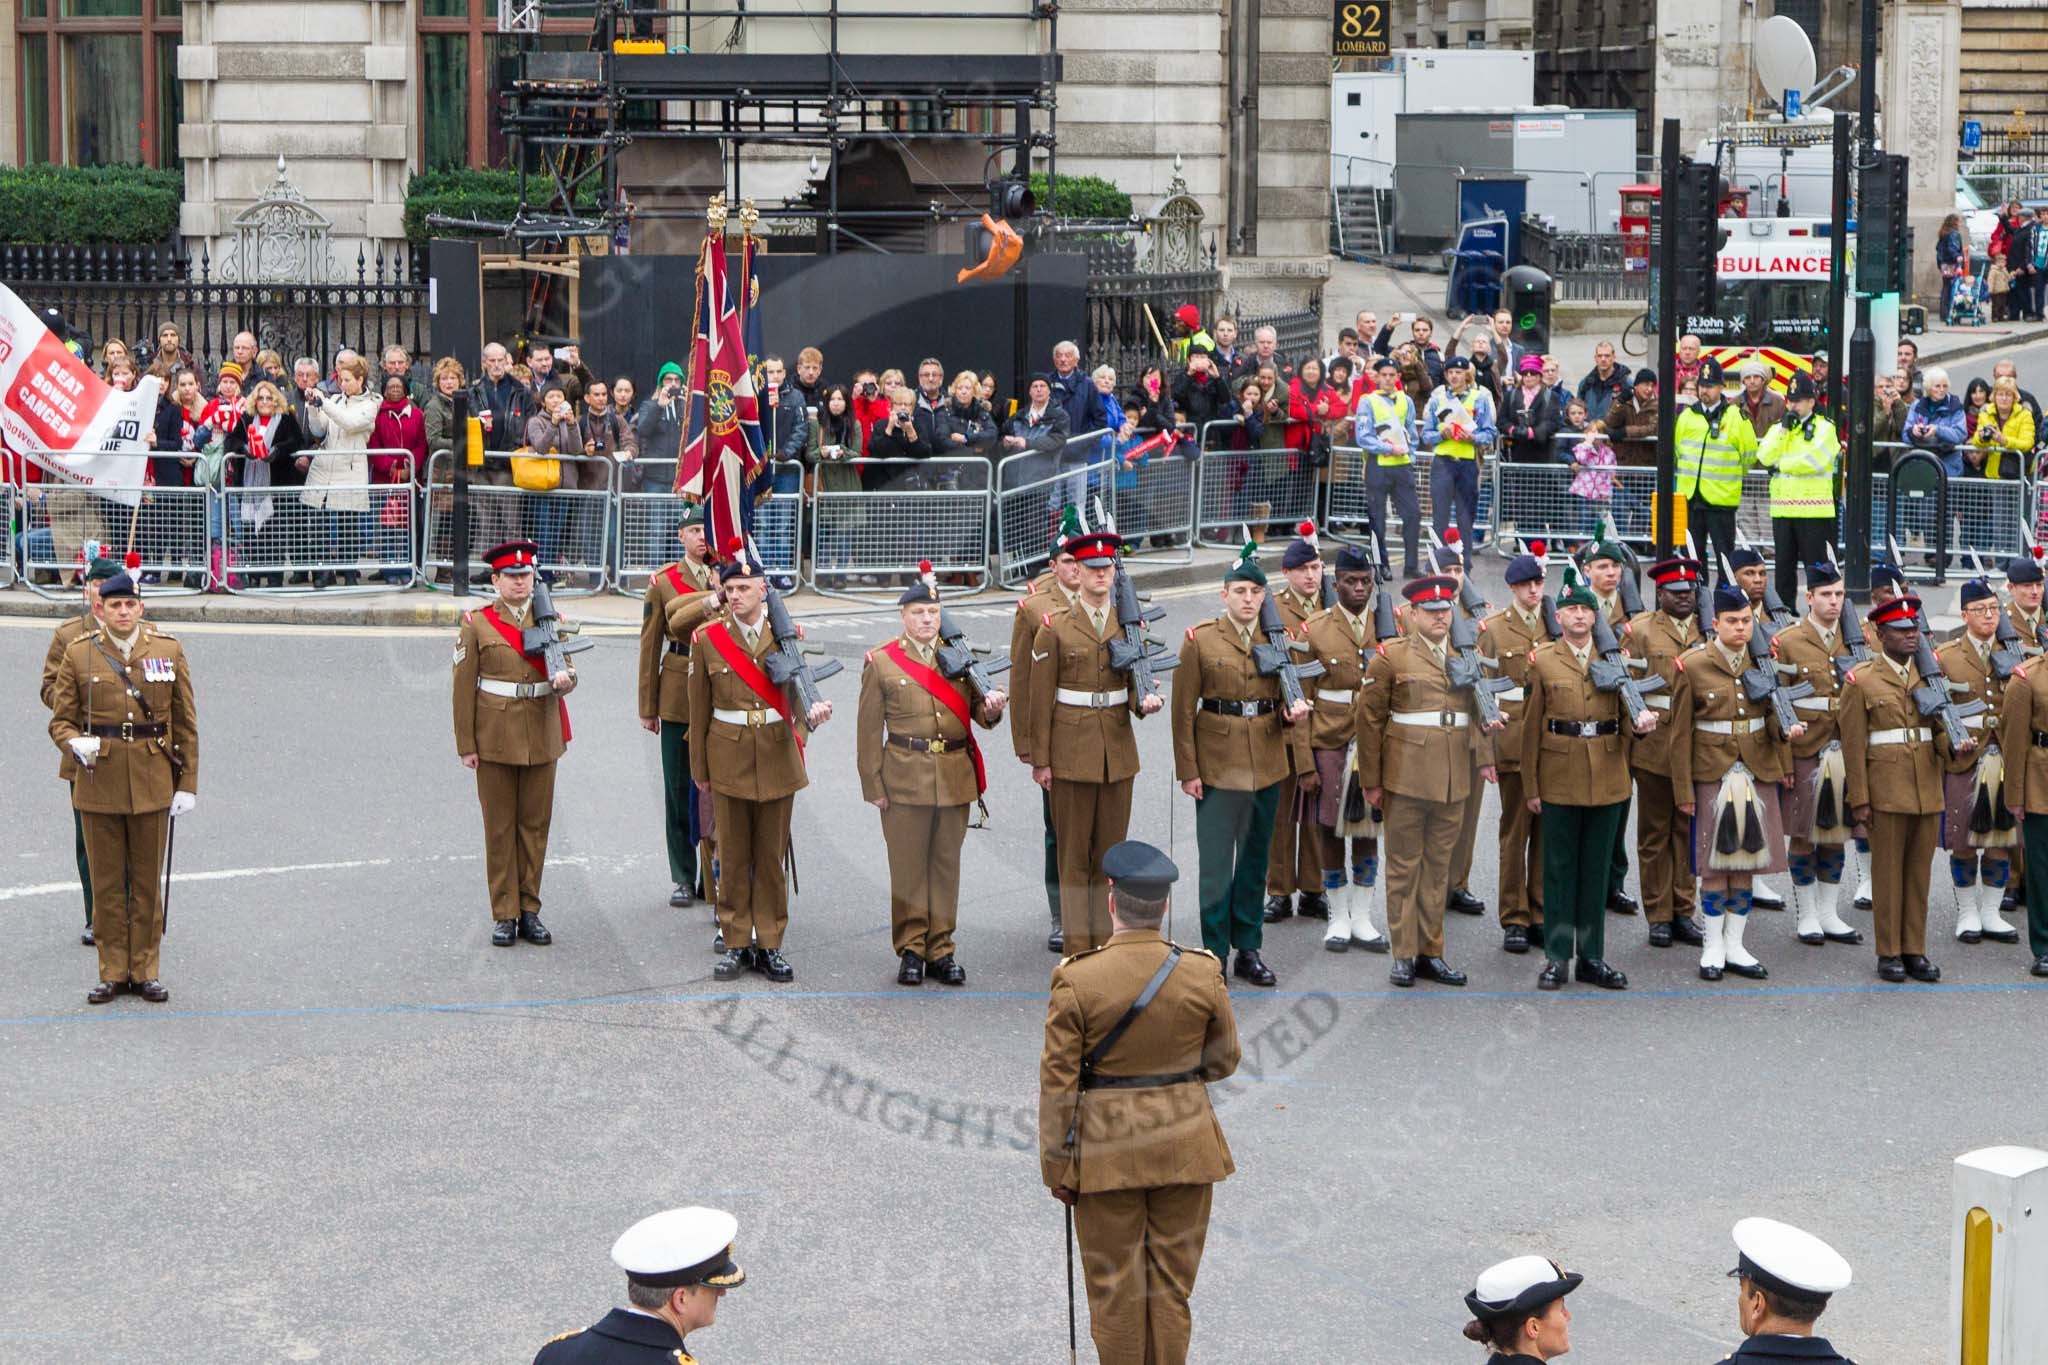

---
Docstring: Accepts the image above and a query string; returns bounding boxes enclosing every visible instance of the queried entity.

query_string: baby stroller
[1946,257,1990,327]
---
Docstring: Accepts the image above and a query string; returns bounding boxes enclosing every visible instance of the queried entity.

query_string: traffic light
[960,177,1036,284]
[1670,159,1722,326]
[1856,152,1911,295]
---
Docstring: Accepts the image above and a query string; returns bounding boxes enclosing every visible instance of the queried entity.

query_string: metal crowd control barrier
[0,481,14,587]
[1326,446,1455,559]
[1113,436,1196,564]
[220,450,419,593]
[1193,421,1319,547]
[422,450,616,594]
[613,460,803,591]
[15,473,210,598]
[1491,459,1663,553]
[811,455,991,599]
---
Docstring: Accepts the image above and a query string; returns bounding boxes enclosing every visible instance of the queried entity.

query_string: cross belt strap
[87,721,167,740]
[1391,710,1470,728]
[478,678,552,699]
[1055,687,1129,708]
[1868,727,1932,745]
[1067,945,1185,1152]
[713,707,785,727]
[1696,717,1765,735]
[1079,1069,1203,1091]
[1199,697,1278,718]
[1548,718,1620,738]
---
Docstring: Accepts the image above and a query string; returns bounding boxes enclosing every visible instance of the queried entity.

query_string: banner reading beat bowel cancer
[0,282,158,505]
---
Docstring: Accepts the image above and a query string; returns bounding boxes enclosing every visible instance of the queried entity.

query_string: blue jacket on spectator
[1006,398,1072,457]
[1903,391,1970,475]
[1577,364,1631,425]
[1049,367,1105,439]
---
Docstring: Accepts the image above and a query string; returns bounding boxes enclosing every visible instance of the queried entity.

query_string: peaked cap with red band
[1868,594,1922,628]
[483,540,541,573]
[1067,531,1123,564]
[1403,575,1458,611]
[1647,556,1704,586]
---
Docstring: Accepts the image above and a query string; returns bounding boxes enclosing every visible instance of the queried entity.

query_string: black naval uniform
[534,1306,700,1364]
[1715,1334,1856,1364]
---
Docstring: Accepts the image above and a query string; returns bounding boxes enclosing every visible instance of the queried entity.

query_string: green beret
[1579,540,1625,567]
[1226,556,1268,587]
[85,557,121,582]
[1557,567,1597,611]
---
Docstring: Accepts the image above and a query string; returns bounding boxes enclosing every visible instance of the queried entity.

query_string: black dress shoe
[1537,959,1567,990]
[1959,925,1983,945]
[1414,956,1467,986]
[517,912,552,945]
[1607,889,1640,915]
[713,948,753,980]
[1502,924,1530,954]
[1446,888,1486,915]
[670,883,695,908]
[1296,892,1330,920]
[1982,923,2020,945]
[1647,921,1673,948]
[1047,924,1065,953]
[756,948,795,982]
[134,979,169,1003]
[86,980,118,1005]
[928,955,967,986]
[2031,955,2048,977]
[1877,955,1906,982]
[1233,950,1277,987]
[713,930,726,954]
[1903,954,1941,983]
[81,927,96,947]
[897,951,925,986]
[1390,958,1416,987]
[1798,927,1827,946]
[491,920,518,947]
[1574,958,1628,990]
[1854,889,1873,909]
[1351,929,1391,953]
[1672,917,1706,946]
[1725,957,1769,980]
[1823,924,1864,945]
[1751,888,1785,911]
[2002,886,2021,911]
[1262,895,1294,923]
[1699,963,1724,981]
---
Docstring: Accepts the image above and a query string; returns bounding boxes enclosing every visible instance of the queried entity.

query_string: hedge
[0,165,183,245]
[404,169,600,244]
[1029,172,1132,221]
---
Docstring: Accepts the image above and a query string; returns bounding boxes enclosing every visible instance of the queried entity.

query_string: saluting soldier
[1936,579,2020,945]
[1484,544,1551,952]
[1301,543,1391,953]
[46,569,198,1005]
[1518,567,1655,989]
[1839,593,1958,983]
[40,553,119,946]
[1261,525,1328,924]
[1996,636,2048,977]
[1433,533,1491,917]
[1578,539,1641,916]
[1012,513,1084,950]
[689,542,833,983]
[1717,1218,1858,1365]
[857,566,1007,987]
[1028,530,1163,954]
[1624,555,1705,948]
[1039,841,1239,1365]
[637,505,718,910]
[1670,584,1803,982]
[454,541,578,948]
[1171,543,1311,984]
[535,1206,745,1365]
[1770,559,1865,948]
[1357,574,1500,987]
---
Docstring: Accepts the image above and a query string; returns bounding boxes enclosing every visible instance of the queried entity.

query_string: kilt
[1942,767,2013,854]
[1691,777,1789,877]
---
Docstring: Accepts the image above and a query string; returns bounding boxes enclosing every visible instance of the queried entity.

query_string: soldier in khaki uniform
[1935,579,2021,945]
[453,541,578,948]
[1483,545,1550,952]
[1012,521,1082,950]
[1171,546,1311,984]
[1434,535,1493,917]
[1623,556,1705,947]
[1027,530,1163,954]
[46,570,198,1004]
[1842,594,1963,982]
[1725,544,1791,913]
[1358,574,1500,987]
[40,554,119,946]
[1039,841,1238,1365]
[1997,645,2048,977]
[1261,526,1328,923]
[689,546,833,983]
[1770,560,1865,947]
[1517,569,1656,988]
[857,570,1007,986]
[1670,584,1803,981]
[1843,560,1910,906]
[1578,539,1641,915]
[1301,544,1390,953]
[1999,552,2046,917]
[637,506,718,909]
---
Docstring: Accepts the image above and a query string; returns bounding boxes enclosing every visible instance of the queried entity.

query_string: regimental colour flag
[673,231,765,557]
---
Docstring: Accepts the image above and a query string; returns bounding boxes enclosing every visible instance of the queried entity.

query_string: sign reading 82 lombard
[1332,0,1388,57]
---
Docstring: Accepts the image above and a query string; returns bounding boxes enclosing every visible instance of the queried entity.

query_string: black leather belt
[1199,697,1278,718]
[887,733,958,755]
[667,640,689,655]
[87,722,166,740]
[1078,1069,1202,1091]
[1548,719,1620,737]
[2033,730,2048,749]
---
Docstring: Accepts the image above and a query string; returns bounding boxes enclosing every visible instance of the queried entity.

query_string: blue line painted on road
[2,978,2042,1030]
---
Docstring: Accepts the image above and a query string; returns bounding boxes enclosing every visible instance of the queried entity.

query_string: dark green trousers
[1196,783,1281,958]
[1606,782,1631,900]
[73,799,93,925]
[659,720,700,889]
[2024,814,2048,959]
[1041,787,1060,923]
[1543,799,1629,962]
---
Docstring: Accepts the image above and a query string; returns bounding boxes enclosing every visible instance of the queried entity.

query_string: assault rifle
[1253,589,1324,710]
[1447,611,1513,729]
[1911,630,1987,753]
[522,576,593,680]
[1737,623,1814,736]
[936,607,1010,701]
[761,570,842,729]
[1106,553,1176,710]
[1588,611,1662,722]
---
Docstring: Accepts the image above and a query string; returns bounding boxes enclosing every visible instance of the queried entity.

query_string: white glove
[169,792,197,817]
[67,736,101,765]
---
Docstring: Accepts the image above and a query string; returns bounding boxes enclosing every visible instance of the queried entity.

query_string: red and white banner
[0,282,158,505]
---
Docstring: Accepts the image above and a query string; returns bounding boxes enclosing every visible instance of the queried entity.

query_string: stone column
[1882,0,1962,307]
[1225,0,1333,313]
[1653,0,1752,152]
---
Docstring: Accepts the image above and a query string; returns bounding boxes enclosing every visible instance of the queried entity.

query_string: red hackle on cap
[2035,545,2044,561]
[1298,520,1315,536]
[123,551,141,570]
[1529,539,1546,557]
[722,535,745,561]
[918,560,933,574]
[1445,528,1461,545]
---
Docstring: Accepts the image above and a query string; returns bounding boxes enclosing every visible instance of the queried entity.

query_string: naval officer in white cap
[1460,1254,1581,1361]
[535,1206,745,1364]
[1720,1216,1856,1364]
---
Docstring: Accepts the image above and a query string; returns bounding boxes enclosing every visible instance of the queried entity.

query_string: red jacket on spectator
[1284,378,1339,452]
[853,390,892,453]
[371,397,427,483]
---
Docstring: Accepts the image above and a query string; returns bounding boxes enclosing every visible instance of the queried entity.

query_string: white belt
[1868,727,1931,746]
[1317,689,1355,705]
[1644,694,1672,710]
[713,706,785,728]
[1392,710,1470,729]
[1792,696,1838,713]
[1697,717,1764,735]
[1055,687,1128,708]
[1496,686,1525,703]
[478,678,551,699]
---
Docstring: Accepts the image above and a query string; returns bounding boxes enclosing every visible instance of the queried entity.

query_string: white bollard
[1949,1146,2048,1365]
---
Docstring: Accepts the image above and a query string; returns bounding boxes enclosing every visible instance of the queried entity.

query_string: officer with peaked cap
[535,1206,745,1363]
[1039,839,1238,1365]
[41,553,122,945]
[1461,1255,1582,1361]
[1718,1217,1856,1364]
[1433,530,1493,918]
[1263,521,1328,924]
[1676,354,1758,578]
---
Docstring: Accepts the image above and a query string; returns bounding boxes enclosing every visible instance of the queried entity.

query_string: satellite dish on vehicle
[1753,15,1818,110]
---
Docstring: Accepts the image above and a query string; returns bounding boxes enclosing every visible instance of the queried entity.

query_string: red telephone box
[1619,183,1657,271]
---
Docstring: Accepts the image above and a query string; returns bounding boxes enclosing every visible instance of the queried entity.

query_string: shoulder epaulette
[1185,625,1197,640]
[1042,612,1054,628]
[2017,664,2028,679]
[545,1329,581,1344]
[150,628,178,641]
[1375,641,1388,657]
[1174,942,1218,959]
[864,649,874,664]
[461,611,473,624]
[1843,668,1855,684]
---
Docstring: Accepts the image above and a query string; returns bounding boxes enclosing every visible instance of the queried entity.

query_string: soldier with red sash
[637,505,719,911]
[689,542,833,982]
[857,565,1008,985]
[452,541,579,948]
